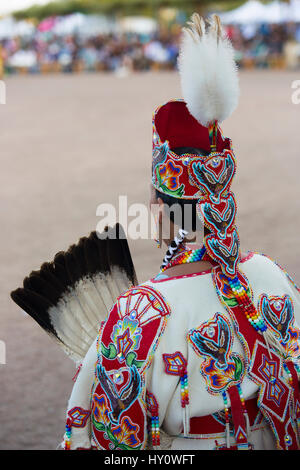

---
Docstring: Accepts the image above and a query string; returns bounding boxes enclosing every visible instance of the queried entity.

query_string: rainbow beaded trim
[160,246,206,273]
[180,367,189,408]
[65,420,72,450]
[227,276,267,333]
[146,391,160,448]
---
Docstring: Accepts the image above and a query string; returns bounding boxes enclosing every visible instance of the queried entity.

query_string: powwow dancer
[11,14,300,450]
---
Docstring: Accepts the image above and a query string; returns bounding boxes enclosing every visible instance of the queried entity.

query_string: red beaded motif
[64,407,91,450]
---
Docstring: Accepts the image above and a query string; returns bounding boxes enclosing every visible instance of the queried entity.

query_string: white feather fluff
[178,14,239,126]
[48,269,132,363]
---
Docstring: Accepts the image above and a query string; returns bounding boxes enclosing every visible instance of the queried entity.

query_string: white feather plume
[178,14,239,127]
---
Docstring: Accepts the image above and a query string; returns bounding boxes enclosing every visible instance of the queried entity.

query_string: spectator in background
[1,20,300,74]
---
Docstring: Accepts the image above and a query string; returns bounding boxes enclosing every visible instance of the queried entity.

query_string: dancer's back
[142,251,300,449]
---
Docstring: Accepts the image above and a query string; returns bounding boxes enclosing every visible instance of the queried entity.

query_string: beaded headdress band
[151,14,240,278]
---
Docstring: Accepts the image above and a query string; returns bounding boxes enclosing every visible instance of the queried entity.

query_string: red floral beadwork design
[91,285,170,450]
[187,313,245,395]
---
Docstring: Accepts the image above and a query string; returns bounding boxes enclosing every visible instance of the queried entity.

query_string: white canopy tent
[220,0,300,24]
[119,16,158,35]
[52,13,87,36]
[75,15,117,36]
[51,14,157,36]
[0,13,155,40]
[262,0,291,23]
[52,14,117,36]
[220,0,269,24]
[0,16,35,39]
[0,0,50,17]
[289,0,300,21]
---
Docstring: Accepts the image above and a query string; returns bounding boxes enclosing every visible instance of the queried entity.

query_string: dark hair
[156,147,210,233]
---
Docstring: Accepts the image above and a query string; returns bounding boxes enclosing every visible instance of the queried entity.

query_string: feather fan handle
[11,224,137,363]
[178,13,239,127]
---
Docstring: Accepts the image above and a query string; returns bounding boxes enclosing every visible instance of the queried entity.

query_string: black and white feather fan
[11,224,137,363]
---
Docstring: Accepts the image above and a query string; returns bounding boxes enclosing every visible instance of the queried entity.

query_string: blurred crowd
[0,31,179,74]
[228,22,300,68]
[1,21,300,75]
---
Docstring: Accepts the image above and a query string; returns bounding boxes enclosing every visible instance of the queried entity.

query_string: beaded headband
[152,100,233,200]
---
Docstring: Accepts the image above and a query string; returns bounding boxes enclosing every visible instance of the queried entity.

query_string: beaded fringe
[148,397,161,449]
[180,366,190,436]
[64,418,72,450]
[151,414,160,449]
[222,391,231,448]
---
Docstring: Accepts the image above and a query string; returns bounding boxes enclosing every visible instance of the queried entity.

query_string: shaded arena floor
[1,70,300,449]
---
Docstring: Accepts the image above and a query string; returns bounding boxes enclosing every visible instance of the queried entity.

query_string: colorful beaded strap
[226,276,267,334]
[160,245,207,274]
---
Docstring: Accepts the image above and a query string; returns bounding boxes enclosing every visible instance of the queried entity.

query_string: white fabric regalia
[65,252,300,450]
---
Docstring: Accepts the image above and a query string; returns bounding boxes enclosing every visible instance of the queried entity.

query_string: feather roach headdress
[152,14,242,278]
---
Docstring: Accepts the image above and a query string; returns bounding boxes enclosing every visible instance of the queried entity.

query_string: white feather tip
[178,13,239,127]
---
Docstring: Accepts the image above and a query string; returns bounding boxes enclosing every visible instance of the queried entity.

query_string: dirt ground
[0,70,300,449]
